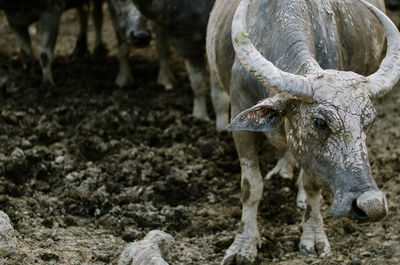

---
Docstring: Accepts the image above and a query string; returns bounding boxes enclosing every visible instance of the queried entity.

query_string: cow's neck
[133,0,214,30]
[131,0,167,22]
[249,0,343,77]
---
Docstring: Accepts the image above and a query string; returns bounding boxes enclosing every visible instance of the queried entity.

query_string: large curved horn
[231,0,313,99]
[360,0,400,98]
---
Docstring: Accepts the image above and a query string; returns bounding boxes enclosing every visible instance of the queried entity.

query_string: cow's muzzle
[331,190,388,223]
[352,190,388,222]
[130,31,151,47]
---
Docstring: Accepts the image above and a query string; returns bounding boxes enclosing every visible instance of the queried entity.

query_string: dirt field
[1,6,400,265]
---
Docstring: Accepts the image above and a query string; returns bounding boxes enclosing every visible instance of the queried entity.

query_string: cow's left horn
[231,0,313,99]
[360,0,400,98]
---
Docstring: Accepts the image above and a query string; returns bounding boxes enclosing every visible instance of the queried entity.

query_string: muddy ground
[0,7,400,265]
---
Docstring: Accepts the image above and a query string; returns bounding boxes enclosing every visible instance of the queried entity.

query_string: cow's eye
[313,118,328,131]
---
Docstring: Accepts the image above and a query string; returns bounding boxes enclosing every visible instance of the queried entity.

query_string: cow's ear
[227,93,292,132]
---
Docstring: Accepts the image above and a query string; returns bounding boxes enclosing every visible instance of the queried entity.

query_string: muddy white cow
[130,0,230,129]
[207,0,400,263]
[0,0,107,85]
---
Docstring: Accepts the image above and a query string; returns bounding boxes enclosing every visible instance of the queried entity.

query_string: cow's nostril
[130,31,151,47]
[351,199,368,221]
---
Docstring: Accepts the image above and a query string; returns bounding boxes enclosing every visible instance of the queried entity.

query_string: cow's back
[334,0,386,75]
[207,0,387,97]
[134,0,215,59]
[207,0,240,93]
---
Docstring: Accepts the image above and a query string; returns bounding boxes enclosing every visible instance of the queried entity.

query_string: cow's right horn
[231,0,313,99]
[360,0,400,98]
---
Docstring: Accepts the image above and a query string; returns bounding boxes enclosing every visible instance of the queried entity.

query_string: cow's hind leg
[299,173,330,257]
[210,72,230,132]
[154,25,174,90]
[72,4,90,57]
[184,58,210,121]
[222,131,262,265]
[40,11,61,85]
[265,150,296,180]
[93,0,107,57]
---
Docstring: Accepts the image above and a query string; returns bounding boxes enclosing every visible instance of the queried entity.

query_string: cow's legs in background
[222,131,262,264]
[108,3,133,87]
[93,0,107,56]
[184,58,210,121]
[153,24,174,90]
[6,18,34,69]
[115,42,132,87]
[210,73,229,132]
[296,169,307,210]
[265,150,307,209]
[299,172,330,257]
[40,12,61,85]
[265,150,296,180]
[73,4,90,57]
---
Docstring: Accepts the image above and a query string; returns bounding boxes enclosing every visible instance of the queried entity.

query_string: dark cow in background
[131,0,230,129]
[0,0,153,88]
[0,0,106,85]
[386,0,400,9]
[385,0,400,27]
[207,0,400,263]
[107,0,151,87]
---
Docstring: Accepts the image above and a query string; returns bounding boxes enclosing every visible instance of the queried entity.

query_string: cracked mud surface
[0,8,400,265]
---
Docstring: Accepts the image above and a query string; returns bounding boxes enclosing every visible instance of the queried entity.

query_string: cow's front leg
[296,169,307,210]
[184,58,210,121]
[222,131,262,265]
[299,173,330,257]
[40,11,61,85]
[115,42,133,87]
[6,17,34,69]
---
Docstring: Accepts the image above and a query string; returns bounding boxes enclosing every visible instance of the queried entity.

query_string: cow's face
[287,71,387,222]
[127,7,151,47]
[111,0,151,47]
[228,71,388,223]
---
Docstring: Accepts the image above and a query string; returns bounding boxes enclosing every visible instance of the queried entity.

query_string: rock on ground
[0,210,16,257]
[118,230,175,265]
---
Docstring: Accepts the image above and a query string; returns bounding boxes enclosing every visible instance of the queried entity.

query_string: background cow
[107,0,151,88]
[385,0,400,27]
[207,0,399,263]
[0,0,107,85]
[131,0,230,130]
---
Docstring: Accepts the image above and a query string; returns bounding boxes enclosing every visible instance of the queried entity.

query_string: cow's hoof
[93,43,108,58]
[41,76,54,88]
[193,111,210,122]
[296,188,307,210]
[157,76,173,90]
[71,46,90,59]
[265,156,294,180]
[157,67,175,91]
[115,75,134,88]
[299,231,330,258]
[221,233,258,265]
